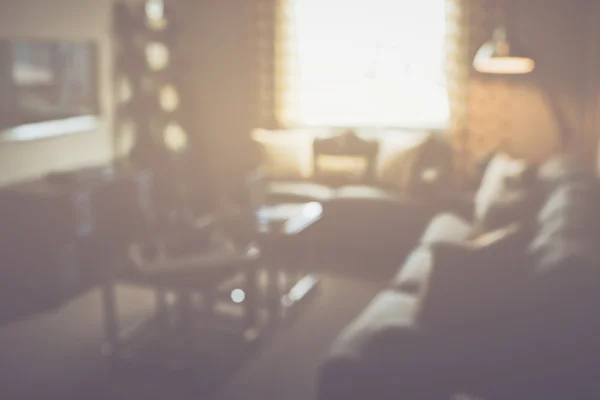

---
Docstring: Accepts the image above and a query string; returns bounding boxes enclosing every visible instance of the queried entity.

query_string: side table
[256,202,323,321]
[101,228,262,371]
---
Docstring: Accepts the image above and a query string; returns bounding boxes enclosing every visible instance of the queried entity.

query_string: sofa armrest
[318,290,451,400]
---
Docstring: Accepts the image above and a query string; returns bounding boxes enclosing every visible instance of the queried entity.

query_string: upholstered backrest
[529,156,600,277]
[252,128,451,192]
[519,157,600,368]
[313,130,379,185]
[536,153,589,189]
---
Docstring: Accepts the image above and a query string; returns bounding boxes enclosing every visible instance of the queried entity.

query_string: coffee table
[255,202,323,320]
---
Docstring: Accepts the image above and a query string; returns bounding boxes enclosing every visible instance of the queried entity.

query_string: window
[278,0,449,129]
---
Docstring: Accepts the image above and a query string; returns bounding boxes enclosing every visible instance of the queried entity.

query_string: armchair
[312,130,379,186]
[254,129,454,268]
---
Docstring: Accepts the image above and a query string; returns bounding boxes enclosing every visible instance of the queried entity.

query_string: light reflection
[117,119,137,156]
[160,84,180,112]
[421,168,439,183]
[117,76,133,103]
[302,202,323,218]
[145,42,170,71]
[231,289,246,304]
[287,275,318,302]
[473,57,535,75]
[0,115,98,142]
[163,122,188,152]
[145,0,164,21]
[473,28,535,75]
[145,0,168,31]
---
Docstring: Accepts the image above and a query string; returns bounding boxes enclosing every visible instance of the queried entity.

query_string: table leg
[155,289,169,338]
[101,282,120,357]
[162,289,194,370]
[280,231,320,315]
[267,251,282,319]
[242,256,260,342]
[178,290,194,348]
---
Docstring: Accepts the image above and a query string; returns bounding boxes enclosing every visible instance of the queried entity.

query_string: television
[0,38,99,140]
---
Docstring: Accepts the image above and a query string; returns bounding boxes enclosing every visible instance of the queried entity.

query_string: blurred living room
[0,0,599,399]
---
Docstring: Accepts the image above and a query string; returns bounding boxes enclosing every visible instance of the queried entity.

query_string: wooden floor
[0,273,383,400]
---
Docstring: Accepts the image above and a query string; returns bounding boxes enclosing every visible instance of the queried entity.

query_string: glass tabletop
[256,202,323,235]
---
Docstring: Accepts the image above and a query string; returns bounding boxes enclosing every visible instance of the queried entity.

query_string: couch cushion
[391,246,433,295]
[473,187,542,235]
[474,153,533,222]
[391,213,471,293]
[420,213,473,244]
[537,153,586,188]
[266,181,336,203]
[319,290,452,399]
[333,185,399,202]
[326,290,421,359]
[419,223,529,330]
[529,171,600,276]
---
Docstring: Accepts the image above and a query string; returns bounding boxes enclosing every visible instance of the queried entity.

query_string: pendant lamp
[473,0,534,75]
[474,28,535,74]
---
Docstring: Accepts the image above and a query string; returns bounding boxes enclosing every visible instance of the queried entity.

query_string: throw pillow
[417,223,529,330]
[251,128,318,179]
[474,153,533,222]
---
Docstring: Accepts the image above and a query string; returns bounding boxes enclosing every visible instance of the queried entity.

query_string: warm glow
[145,0,164,21]
[145,0,168,31]
[473,57,535,75]
[231,289,246,304]
[163,122,188,152]
[281,0,449,128]
[117,119,136,156]
[302,202,323,218]
[473,30,535,75]
[117,76,133,103]
[160,84,180,112]
[421,167,440,183]
[145,42,169,71]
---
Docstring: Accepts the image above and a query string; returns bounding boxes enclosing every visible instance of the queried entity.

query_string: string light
[145,0,164,22]
[145,0,168,31]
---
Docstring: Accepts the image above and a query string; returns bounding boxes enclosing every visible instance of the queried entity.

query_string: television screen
[0,39,99,133]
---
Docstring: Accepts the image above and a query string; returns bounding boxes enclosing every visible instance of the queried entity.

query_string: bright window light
[281,0,449,128]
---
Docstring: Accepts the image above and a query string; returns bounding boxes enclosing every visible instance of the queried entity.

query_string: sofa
[317,152,600,400]
[253,128,454,268]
